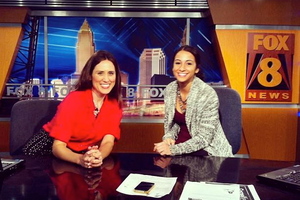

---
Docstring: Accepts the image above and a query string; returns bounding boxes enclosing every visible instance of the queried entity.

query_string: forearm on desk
[52,140,83,165]
[98,134,115,160]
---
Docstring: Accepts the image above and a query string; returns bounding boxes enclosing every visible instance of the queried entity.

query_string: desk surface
[1,153,299,200]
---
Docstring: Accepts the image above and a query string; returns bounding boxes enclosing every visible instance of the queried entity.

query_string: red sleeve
[43,91,84,143]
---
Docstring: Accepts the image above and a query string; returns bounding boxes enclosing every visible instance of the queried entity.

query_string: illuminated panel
[246,33,294,102]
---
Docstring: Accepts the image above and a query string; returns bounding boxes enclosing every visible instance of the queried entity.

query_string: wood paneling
[208,0,300,26]
[296,107,300,161]
[242,108,298,161]
[0,27,23,98]
[0,121,10,152]
[113,123,164,153]
[0,7,29,23]
[0,7,29,98]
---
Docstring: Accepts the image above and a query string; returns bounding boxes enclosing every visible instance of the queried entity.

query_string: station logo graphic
[246,33,294,102]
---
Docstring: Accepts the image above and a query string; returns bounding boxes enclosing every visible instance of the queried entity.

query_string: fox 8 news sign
[245,33,294,102]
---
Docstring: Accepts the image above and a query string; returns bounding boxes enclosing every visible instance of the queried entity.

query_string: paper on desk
[116,173,177,198]
[179,181,239,200]
[239,184,261,200]
[179,182,260,200]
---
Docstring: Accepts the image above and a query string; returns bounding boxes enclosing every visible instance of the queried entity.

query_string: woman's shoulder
[104,98,122,110]
[165,80,177,90]
[195,77,214,89]
[105,97,119,105]
[102,98,122,118]
[192,78,217,97]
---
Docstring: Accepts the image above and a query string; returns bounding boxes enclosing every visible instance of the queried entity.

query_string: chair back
[214,87,242,154]
[9,99,61,155]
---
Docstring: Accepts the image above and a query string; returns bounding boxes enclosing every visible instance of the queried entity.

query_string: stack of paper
[179,181,260,200]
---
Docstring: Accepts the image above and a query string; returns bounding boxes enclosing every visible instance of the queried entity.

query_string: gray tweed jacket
[163,77,233,157]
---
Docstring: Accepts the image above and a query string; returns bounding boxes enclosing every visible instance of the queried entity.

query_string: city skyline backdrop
[9,16,223,86]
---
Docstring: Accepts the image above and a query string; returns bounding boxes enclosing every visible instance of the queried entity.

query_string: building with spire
[74,19,95,75]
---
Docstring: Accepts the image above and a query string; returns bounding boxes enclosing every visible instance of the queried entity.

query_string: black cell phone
[133,181,155,194]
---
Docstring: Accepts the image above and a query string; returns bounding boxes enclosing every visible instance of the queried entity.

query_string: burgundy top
[173,109,191,144]
[173,109,209,156]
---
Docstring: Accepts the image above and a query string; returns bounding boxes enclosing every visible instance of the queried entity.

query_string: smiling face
[92,60,116,96]
[172,50,199,86]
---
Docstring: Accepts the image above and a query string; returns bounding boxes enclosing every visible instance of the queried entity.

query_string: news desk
[0,153,299,200]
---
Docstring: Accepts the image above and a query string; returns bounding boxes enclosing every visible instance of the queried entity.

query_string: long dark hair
[75,50,122,107]
[172,45,204,80]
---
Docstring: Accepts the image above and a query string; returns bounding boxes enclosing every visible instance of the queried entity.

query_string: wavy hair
[74,50,122,107]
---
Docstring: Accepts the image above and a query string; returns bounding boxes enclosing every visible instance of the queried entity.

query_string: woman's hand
[153,141,172,156]
[163,138,175,145]
[52,140,104,168]
[80,146,103,168]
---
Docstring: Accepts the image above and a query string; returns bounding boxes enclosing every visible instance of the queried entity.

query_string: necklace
[92,94,106,118]
[93,107,100,117]
[177,88,187,113]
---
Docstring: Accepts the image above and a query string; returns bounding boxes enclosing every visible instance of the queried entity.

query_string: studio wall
[208,0,300,161]
[0,7,28,99]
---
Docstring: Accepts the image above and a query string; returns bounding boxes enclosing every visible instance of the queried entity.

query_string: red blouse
[43,89,122,152]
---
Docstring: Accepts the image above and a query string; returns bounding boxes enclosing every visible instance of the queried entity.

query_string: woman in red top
[44,50,122,168]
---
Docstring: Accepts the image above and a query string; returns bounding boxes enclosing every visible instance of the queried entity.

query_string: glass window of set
[3,11,223,119]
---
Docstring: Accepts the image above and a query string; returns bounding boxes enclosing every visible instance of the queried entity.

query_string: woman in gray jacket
[154,45,232,157]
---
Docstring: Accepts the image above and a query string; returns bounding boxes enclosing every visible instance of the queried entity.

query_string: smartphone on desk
[133,181,155,194]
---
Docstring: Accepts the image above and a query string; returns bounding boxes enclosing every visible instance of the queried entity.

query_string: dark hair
[75,50,122,107]
[172,45,204,80]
